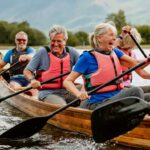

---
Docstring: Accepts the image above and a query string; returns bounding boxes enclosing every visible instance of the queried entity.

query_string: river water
[0,49,149,150]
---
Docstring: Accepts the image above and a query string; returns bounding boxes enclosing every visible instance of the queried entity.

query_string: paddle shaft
[46,59,150,119]
[0,62,20,76]
[128,32,147,58]
[0,71,70,102]
[0,59,149,140]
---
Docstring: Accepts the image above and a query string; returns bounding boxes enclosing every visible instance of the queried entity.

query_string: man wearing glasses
[24,25,80,105]
[0,31,36,91]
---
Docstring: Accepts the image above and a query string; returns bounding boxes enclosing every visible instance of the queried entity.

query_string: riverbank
[76,45,150,49]
[0,45,42,50]
[0,45,150,50]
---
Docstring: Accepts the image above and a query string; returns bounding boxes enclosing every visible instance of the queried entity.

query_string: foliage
[0,17,150,46]
[136,25,150,44]
[0,21,10,44]
[105,9,127,34]
[75,31,89,46]
[0,20,48,45]
[67,31,89,46]
[67,31,79,46]
[105,10,150,44]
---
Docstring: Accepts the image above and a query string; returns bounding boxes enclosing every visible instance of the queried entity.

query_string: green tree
[18,21,30,28]
[75,31,89,46]
[136,25,150,44]
[105,9,127,33]
[25,28,48,46]
[0,20,47,45]
[0,21,10,44]
[67,31,79,46]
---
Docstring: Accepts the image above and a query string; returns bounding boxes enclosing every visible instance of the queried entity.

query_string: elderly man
[0,31,36,91]
[24,25,80,104]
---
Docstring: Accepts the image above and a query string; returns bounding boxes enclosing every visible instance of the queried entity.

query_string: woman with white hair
[64,22,150,110]
[116,25,142,87]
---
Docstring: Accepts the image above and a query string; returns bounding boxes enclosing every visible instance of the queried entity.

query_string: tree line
[0,21,47,46]
[0,10,149,46]
[105,10,150,45]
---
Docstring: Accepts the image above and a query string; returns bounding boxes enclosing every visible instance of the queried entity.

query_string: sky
[0,0,149,34]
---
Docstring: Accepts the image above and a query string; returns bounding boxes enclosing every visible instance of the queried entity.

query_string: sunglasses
[16,39,27,42]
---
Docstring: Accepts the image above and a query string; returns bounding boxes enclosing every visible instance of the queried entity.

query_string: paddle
[0,59,149,140]
[88,31,150,143]
[0,62,19,76]
[124,30,147,58]
[0,71,70,103]
[91,96,150,143]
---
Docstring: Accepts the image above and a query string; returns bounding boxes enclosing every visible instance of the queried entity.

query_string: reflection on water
[0,49,149,149]
[0,102,141,150]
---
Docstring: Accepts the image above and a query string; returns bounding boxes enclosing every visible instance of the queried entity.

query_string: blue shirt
[3,47,36,64]
[73,48,125,104]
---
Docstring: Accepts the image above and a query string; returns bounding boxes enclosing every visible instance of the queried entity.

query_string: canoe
[113,115,150,149]
[0,78,150,149]
[0,78,92,135]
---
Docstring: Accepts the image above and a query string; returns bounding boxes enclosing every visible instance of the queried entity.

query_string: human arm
[0,59,6,69]
[23,47,49,88]
[0,49,12,69]
[63,71,89,101]
[23,68,41,88]
[19,54,32,62]
[19,47,36,62]
[120,54,150,79]
[64,52,91,100]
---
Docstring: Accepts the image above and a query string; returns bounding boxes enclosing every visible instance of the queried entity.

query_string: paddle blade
[91,97,149,143]
[0,116,48,139]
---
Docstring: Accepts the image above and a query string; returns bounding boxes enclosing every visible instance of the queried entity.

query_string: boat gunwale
[0,77,150,149]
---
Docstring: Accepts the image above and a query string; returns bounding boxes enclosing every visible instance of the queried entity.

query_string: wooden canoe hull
[0,79,92,135]
[113,116,150,149]
[0,79,150,149]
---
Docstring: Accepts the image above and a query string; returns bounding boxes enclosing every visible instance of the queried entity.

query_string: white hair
[15,31,28,40]
[119,27,142,49]
[89,22,117,48]
[49,25,68,41]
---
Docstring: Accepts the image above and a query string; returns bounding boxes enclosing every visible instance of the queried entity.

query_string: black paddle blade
[0,116,49,139]
[91,97,149,143]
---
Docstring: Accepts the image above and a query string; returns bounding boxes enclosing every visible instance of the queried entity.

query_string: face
[114,37,122,48]
[50,33,66,56]
[97,28,117,51]
[115,37,134,51]
[15,33,28,50]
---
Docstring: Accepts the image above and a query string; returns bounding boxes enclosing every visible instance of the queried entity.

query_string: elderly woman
[64,22,150,110]
[115,25,142,87]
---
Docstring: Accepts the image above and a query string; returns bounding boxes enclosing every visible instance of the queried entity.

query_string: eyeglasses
[16,39,27,42]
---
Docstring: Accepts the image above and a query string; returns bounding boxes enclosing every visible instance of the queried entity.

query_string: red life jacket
[119,47,135,83]
[37,47,71,89]
[83,50,124,93]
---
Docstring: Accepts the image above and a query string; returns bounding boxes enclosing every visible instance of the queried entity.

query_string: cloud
[0,0,149,34]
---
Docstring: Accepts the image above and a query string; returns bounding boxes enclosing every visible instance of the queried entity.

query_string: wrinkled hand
[19,55,29,62]
[76,91,89,101]
[30,79,41,88]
